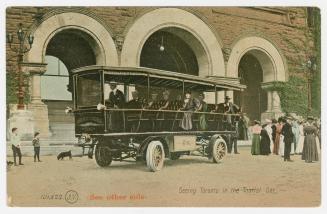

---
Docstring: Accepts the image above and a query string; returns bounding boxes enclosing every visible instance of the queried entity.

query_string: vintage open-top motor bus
[69,66,245,171]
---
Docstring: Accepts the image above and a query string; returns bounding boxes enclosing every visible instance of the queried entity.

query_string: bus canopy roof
[71,66,246,91]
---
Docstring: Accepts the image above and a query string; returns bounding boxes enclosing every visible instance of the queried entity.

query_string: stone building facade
[6,7,319,138]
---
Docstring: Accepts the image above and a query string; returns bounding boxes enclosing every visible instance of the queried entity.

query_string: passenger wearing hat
[159,90,170,110]
[145,92,159,109]
[157,90,171,131]
[301,116,319,163]
[216,95,240,131]
[11,127,23,166]
[127,90,143,109]
[179,91,197,131]
[108,81,125,131]
[32,132,41,162]
[196,92,208,131]
[108,81,125,109]
[281,116,294,162]
[126,90,143,132]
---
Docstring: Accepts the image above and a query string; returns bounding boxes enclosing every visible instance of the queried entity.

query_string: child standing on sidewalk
[32,132,41,162]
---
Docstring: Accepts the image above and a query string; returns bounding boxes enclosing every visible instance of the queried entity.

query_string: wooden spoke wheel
[146,141,165,172]
[95,144,112,167]
[212,138,227,163]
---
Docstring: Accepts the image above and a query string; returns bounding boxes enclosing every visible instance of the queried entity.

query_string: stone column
[266,91,272,112]
[22,62,51,138]
[271,90,282,113]
[31,74,43,104]
[261,82,284,121]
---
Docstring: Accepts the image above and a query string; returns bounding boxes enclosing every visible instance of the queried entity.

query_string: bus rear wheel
[95,144,112,167]
[146,141,165,172]
[212,138,227,163]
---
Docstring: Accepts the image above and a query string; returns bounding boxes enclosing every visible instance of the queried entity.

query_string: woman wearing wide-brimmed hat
[302,116,319,163]
[260,119,272,155]
[251,120,261,155]
[295,120,305,154]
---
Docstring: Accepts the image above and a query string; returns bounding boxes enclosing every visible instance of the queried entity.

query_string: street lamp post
[304,56,317,115]
[7,23,34,110]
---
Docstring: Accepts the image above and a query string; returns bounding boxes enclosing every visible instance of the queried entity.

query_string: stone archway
[25,12,119,137]
[120,8,225,77]
[227,36,288,121]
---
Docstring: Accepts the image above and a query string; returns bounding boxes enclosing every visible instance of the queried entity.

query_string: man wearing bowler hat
[108,81,125,131]
[218,95,241,154]
[281,116,294,162]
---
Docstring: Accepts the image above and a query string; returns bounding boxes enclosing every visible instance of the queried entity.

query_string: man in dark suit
[108,81,125,131]
[281,116,294,162]
[127,90,143,109]
[126,90,143,132]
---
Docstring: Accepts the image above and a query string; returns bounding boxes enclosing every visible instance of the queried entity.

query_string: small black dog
[7,161,14,171]
[7,161,14,166]
[57,150,72,160]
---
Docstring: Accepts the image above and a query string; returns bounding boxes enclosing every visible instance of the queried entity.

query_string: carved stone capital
[20,62,47,75]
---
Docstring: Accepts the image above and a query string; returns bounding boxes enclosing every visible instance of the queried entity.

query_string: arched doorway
[42,29,97,139]
[26,11,118,138]
[140,28,199,75]
[234,53,267,121]
[227,36,287,121]
[121,8,225,77]
[137,26,219,102]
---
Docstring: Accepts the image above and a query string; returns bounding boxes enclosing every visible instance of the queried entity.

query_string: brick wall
[6,7,318,108]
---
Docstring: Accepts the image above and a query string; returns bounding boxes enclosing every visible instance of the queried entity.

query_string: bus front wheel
[146,141,165,172]
[95,144,112,167]
[212,138,227,163]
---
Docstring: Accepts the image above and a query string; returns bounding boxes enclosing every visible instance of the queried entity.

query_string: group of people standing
[251,116,320,163]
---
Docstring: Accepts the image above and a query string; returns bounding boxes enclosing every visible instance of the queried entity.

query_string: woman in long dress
[260,124,271,155]
[196,93,208,131]
[179,91,197,131]
[295,121,304,154]
[273,117,283,155]
[302,117,319,163]
[251,120,262,155]
[271,119,277,153]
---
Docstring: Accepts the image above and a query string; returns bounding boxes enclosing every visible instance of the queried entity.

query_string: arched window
[41,55,71,100]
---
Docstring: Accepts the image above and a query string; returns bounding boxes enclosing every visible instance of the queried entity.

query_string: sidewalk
[6,139,252,157]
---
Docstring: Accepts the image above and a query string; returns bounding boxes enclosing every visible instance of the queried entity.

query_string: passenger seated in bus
[144,92,159,131]
[144,93,159,109]
[179,91,198,131]
[107,81,125,131]
[159,90,170,110]
[158,90,171,131]
[196,93,208,131]
[217,96,240,131]
[127,90,143,109]
[126,90,142,132]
